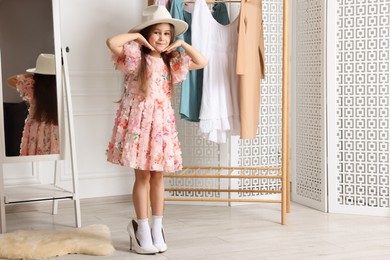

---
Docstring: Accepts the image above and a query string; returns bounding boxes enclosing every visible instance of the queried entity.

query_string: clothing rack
[183,0,241,3]
[148,0,290,225]
[149,0,241,5]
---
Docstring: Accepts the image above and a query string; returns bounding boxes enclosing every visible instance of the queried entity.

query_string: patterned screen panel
[335,0,390,209]
[294,0,325,205]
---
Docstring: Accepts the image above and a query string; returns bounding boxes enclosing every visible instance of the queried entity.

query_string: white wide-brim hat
[129,5,188,37]
[26,53,56,75]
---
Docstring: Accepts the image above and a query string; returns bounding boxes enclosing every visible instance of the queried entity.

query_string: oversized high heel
[152,227,168,253]
[127,220,158,255]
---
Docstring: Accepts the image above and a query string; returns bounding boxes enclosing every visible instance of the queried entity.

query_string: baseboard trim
[5,194,132,214]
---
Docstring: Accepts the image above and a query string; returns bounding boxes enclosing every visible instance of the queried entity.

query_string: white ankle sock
[151,215,165,245]
[136,218,153,247]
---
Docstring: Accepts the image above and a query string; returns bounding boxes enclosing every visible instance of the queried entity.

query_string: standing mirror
[0,0,80,234]
[0,0,63,162]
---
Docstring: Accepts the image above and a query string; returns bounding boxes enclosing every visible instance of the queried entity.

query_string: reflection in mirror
[0,0,59,156]
[6,54,59,156]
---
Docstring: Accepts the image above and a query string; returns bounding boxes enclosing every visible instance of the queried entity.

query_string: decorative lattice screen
[329,0,390,214]
[292,0,326,210]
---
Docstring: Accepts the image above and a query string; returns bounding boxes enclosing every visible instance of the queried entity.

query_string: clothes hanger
[183,0,241,4]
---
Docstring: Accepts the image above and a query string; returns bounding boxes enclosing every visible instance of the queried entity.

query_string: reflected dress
[106,41,191,172]
[15,75,60,155]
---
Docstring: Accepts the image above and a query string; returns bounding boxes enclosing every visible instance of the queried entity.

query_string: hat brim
[129,18,188,37]
[26,68,56,75]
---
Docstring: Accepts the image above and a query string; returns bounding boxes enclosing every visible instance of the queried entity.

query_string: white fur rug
[0,224,115,260]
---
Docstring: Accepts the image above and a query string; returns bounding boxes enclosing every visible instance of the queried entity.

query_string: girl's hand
[136,34,156,52]
[6,75,18,88]
[6,73,33,88]
[164,40,182,54]
[107,33,156,57]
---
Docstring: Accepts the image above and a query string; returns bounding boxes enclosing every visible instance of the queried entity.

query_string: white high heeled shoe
[152,227,168,253]
[127,220,158,255]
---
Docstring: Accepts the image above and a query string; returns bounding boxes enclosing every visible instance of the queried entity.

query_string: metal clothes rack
[148,0,290,224]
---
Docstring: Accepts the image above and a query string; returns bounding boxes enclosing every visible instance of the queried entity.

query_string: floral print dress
[106,41,191,172]
[15,75,60,155]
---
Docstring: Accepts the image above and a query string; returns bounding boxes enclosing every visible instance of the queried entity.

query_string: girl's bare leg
[133,169,151,219]
[150,171,167,252]
[150,171,164,216]
[129,169,157,253]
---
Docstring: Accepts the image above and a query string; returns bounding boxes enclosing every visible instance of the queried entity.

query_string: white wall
[56,0,147,198]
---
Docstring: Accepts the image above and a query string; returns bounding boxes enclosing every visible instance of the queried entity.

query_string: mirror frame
[0,0,64,163]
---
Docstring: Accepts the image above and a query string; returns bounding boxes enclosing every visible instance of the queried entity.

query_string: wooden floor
[3,198,390,260]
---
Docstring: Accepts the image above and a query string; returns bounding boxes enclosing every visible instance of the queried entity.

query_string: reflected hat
[129,5,188,37]
[26,53,56,75]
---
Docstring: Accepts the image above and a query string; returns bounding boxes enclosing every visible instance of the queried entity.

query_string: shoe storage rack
[148,0,290,225]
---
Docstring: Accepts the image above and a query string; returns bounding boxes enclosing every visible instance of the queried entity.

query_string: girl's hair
[166,0,172,11]
[138,23,175,98]
[32,74,58,125]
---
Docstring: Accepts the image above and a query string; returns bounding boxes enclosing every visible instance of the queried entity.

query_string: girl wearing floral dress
[106,5,207,255]
[7,54,59,156]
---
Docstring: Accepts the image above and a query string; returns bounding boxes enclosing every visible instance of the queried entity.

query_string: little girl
[106,5,207,255]
[7,53,59,156]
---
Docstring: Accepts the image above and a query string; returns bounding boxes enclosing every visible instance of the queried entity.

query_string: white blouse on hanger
[192,0,240,143]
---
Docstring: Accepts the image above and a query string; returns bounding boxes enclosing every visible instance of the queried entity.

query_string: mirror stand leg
[62,48,81,228]
[74,199,81,228]
[0,198,4,233]
[0,166,6,233]
[52,160,60,215]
